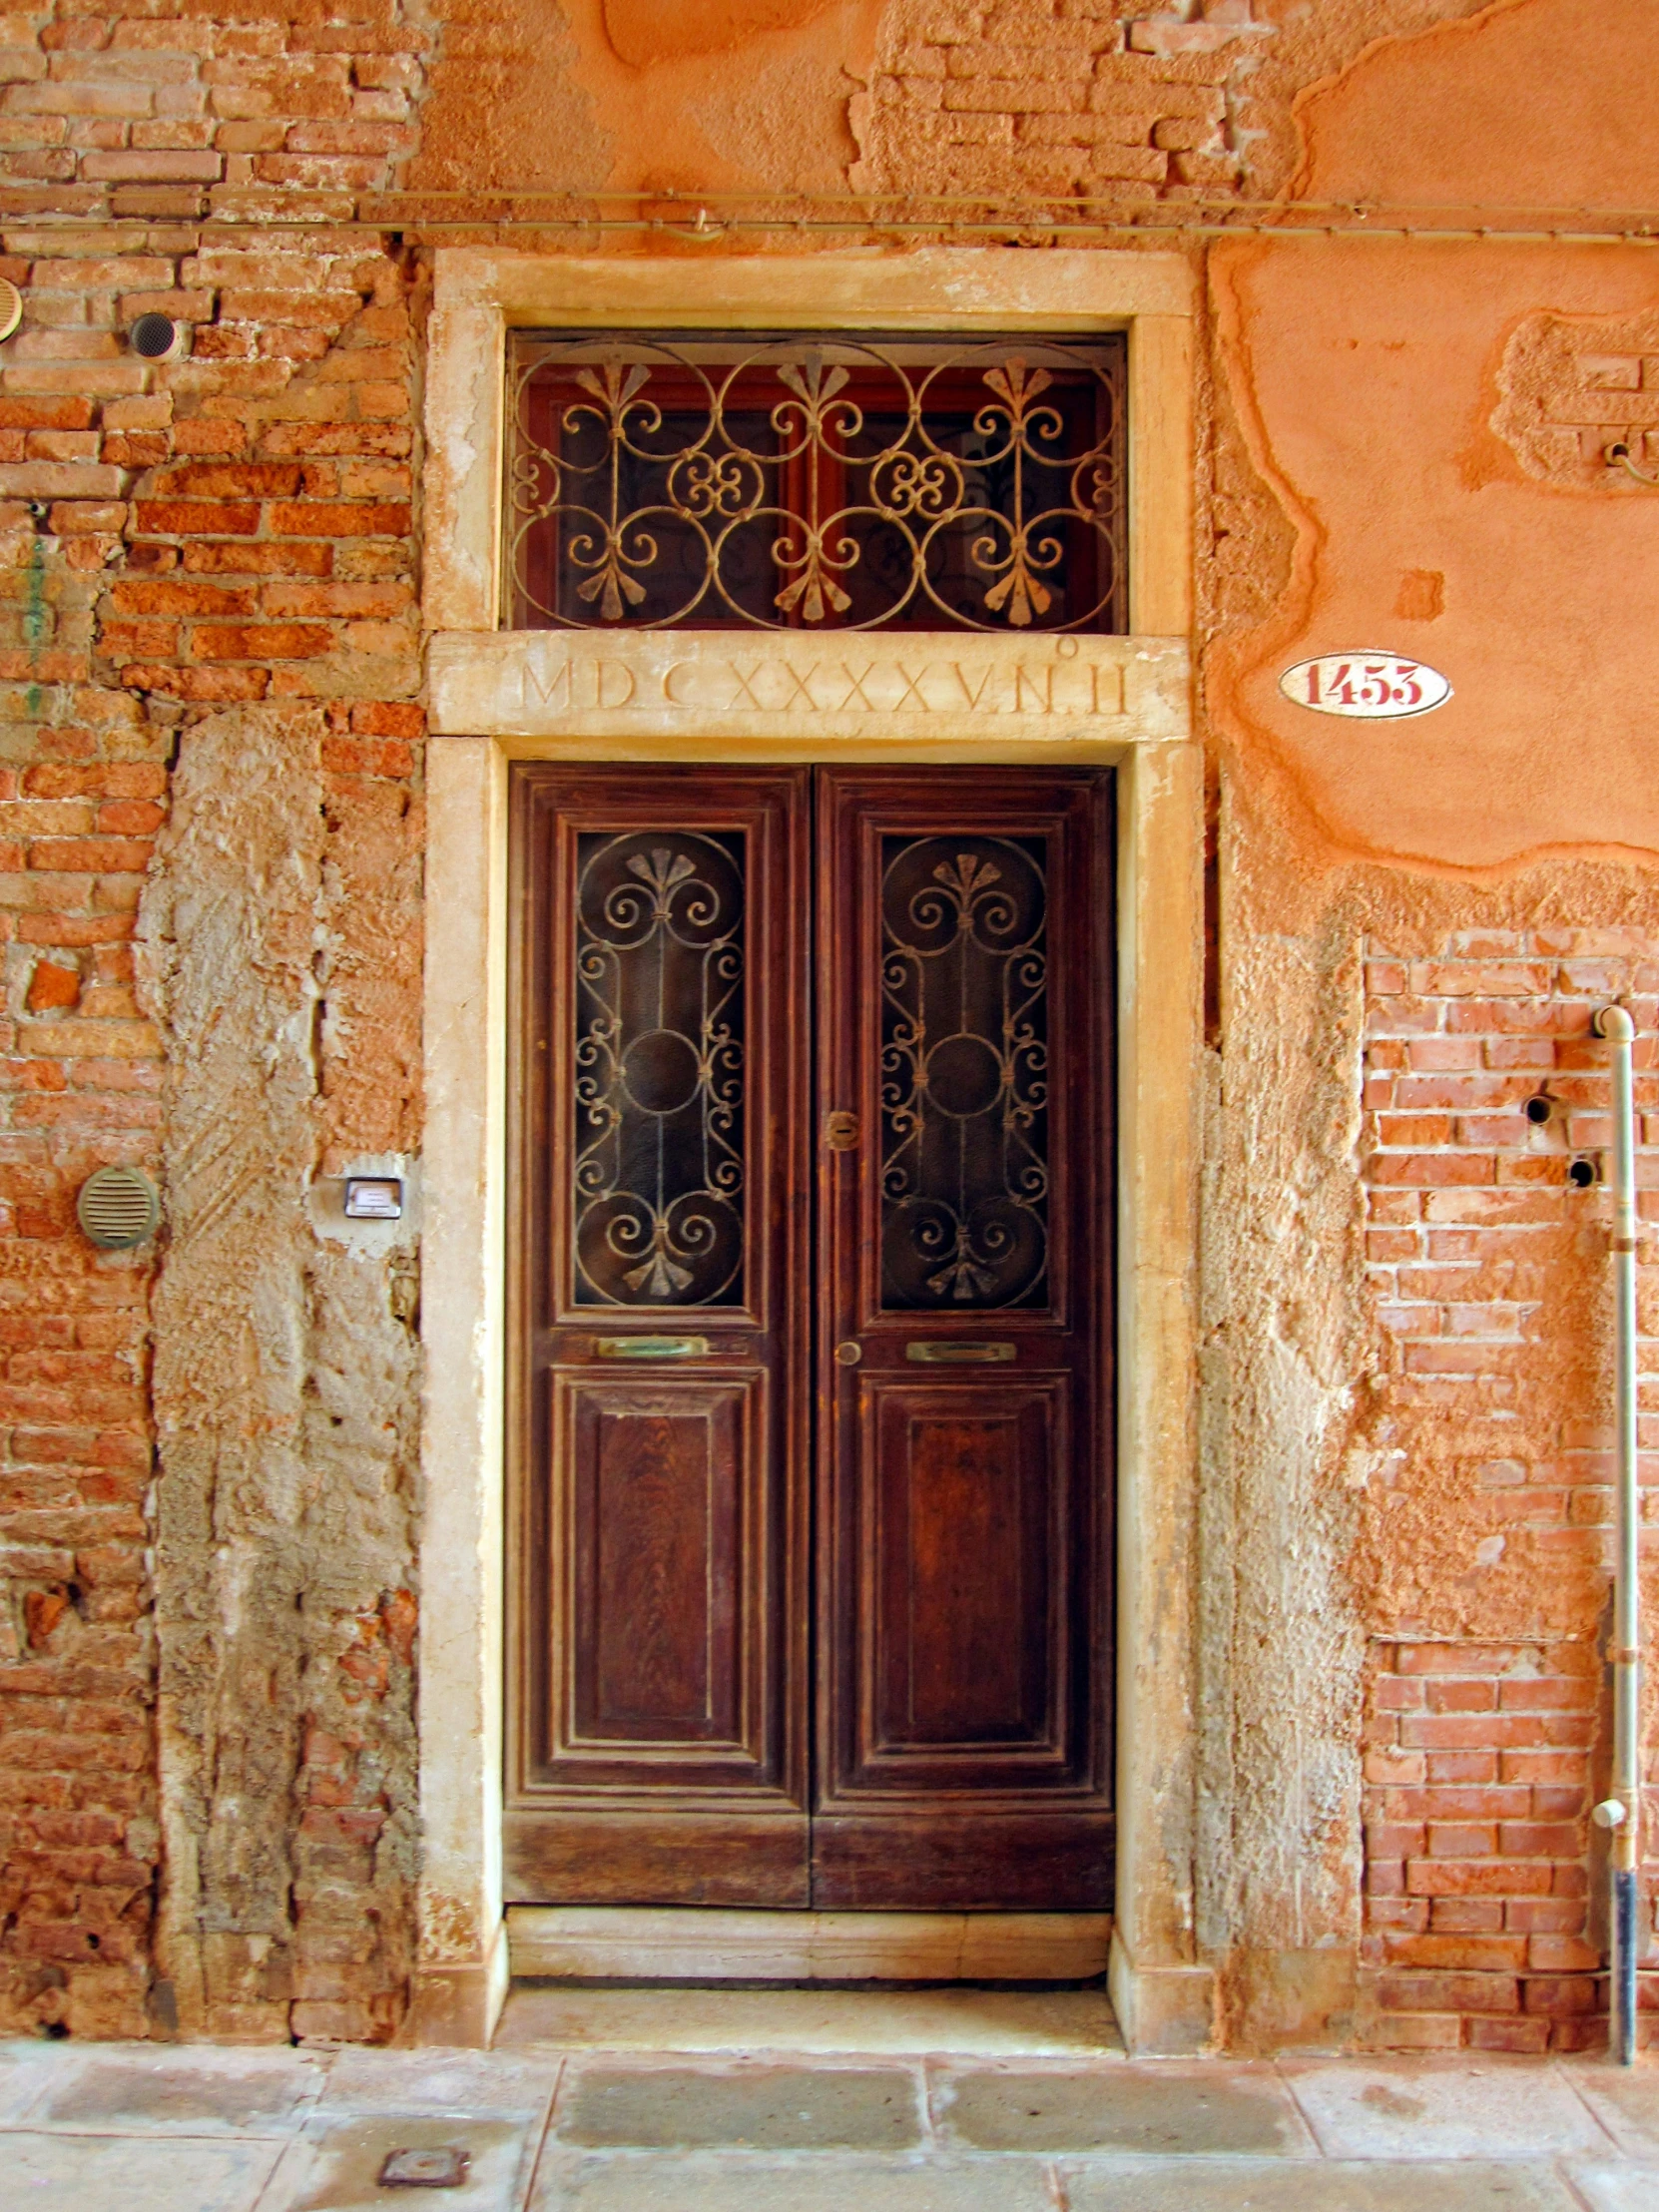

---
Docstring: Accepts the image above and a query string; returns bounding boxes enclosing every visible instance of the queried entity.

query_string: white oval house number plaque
[1279,652,1452,719]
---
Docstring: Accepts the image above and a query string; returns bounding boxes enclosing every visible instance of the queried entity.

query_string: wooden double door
[507,766,1114,1913]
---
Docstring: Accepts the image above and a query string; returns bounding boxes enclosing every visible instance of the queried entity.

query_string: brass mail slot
[594,1336,711,1360]
[905,1341,1016,1365]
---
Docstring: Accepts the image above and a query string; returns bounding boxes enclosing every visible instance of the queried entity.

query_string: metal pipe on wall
[1592,1003,1641,2064]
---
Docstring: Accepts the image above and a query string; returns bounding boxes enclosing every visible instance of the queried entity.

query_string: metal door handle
[594,1336,711,1360]
[905,1342,1015,1364]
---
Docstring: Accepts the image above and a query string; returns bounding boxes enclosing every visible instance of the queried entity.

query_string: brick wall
[1494,306,1659,490]
[0,0,427,2041]
[1360,930,1659,2050]
[0,0,1647,2054]
[851,0,1264,202]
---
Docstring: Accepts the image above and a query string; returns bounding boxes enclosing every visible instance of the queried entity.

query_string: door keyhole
[825,1110,860,1151]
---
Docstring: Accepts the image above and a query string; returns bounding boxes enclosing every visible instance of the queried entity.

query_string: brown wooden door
[814,771,1113,1908]
[506,766,1112,1914]
[504,768,813,1905]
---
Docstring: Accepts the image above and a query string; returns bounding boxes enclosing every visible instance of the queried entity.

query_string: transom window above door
[504,331,1127,635]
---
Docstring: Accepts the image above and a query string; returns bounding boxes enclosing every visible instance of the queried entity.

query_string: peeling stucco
[138,709,420,2042]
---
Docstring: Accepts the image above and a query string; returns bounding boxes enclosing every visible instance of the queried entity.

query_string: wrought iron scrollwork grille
[572,829,747,1308]
[879,831,1049,1311]
[507,332,1126,635]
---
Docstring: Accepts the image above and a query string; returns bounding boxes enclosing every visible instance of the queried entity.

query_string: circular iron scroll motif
[507,333,1125,635]
[573,830,747,1308]
[878,832,1049,1311]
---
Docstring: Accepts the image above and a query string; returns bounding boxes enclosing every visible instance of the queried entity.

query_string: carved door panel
[815,770,1114,1908]
[507,765,1111,1914]
[505,769,812,1905]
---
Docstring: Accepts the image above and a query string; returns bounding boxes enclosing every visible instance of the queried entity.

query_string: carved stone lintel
[428,629,1190,745]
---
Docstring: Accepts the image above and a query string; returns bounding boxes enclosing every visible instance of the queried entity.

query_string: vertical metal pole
[1594,1004,1640,2063]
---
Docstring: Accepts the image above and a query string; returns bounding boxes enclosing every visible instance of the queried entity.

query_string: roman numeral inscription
[426,631,1191,742]
[520,647,1120,718]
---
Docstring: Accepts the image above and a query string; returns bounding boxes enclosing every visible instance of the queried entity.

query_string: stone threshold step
[505,1907,1113,1983]
[494,1980,1124,2056]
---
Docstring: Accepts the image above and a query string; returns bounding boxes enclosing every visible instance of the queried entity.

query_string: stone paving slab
[531,2150,1059,2212]
[1568,2063,1659,2156]
[1061,2157,1586,2210]
[934,2059,1313,2155]
[553,2060,924,2149]
[1280,2055,1613,2160]
[3,2128,284,2211]
[314,2047,563,2123]
[25,2044,327,2136]
[0,2041,60,2125]
[1565,2162,1659,2211]
[0,2035,1656,2211]
[262,2115,535,2212]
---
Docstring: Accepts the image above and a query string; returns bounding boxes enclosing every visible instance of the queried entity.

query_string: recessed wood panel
[871,1382,1062,1759]
[565,1378,752,1750]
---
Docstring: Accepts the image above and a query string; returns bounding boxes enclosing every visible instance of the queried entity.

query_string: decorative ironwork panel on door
[572,829,747,1307]
[879,832,1049,1311]
[506,332,1126,635]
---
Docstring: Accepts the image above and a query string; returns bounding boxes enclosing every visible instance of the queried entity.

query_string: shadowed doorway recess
[506,766,1114,1914]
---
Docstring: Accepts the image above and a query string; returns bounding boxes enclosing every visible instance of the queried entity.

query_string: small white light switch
[344,1177,403,1221]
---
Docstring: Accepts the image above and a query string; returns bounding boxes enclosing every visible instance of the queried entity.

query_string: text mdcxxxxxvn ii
[509,638,1131,719]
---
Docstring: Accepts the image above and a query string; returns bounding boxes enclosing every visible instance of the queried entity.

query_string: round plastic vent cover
[0,280,21,344]
[129,311,184,361]
[77,1165,161,1250]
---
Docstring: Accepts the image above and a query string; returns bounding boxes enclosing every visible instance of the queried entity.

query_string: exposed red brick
[24,960,79,1014]
[267,500,411,538]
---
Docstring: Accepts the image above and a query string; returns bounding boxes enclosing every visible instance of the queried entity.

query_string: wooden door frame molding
[414,249,1206,2052]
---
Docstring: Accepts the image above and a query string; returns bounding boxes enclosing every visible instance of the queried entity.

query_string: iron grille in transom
[505,331,1127,635]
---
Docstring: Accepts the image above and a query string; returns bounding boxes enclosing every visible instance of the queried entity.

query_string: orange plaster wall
[1212,237,1659,869]
[1291,0,1659,214]
[1213,0,1659,870]
[411,0,883,198]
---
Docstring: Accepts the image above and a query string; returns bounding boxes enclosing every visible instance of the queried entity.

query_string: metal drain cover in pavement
[378,2145,472,2188]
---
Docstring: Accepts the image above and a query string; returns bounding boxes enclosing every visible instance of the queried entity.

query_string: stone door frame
[413,247,1208,2049]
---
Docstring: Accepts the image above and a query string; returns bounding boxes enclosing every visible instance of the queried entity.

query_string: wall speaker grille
[78,1165,161,1251]
[129,311,182,360]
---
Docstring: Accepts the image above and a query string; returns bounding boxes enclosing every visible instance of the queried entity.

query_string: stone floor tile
[259,2116,533,2212]
[1564,2161,1659,2211]
[531,2149,1059,2211]
[0,2039,68,2123]
[1568,2063,1659,2154]
[1,2129,282,2210]
[1062,2156,1585,2210]
[553,2060,924,2149]
[933,2060,1314,2155]
[315,2045,562,2121]
[1281,2057,1610,2160]
[27,2042,329,2136]
[496,1983,1123,2056]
